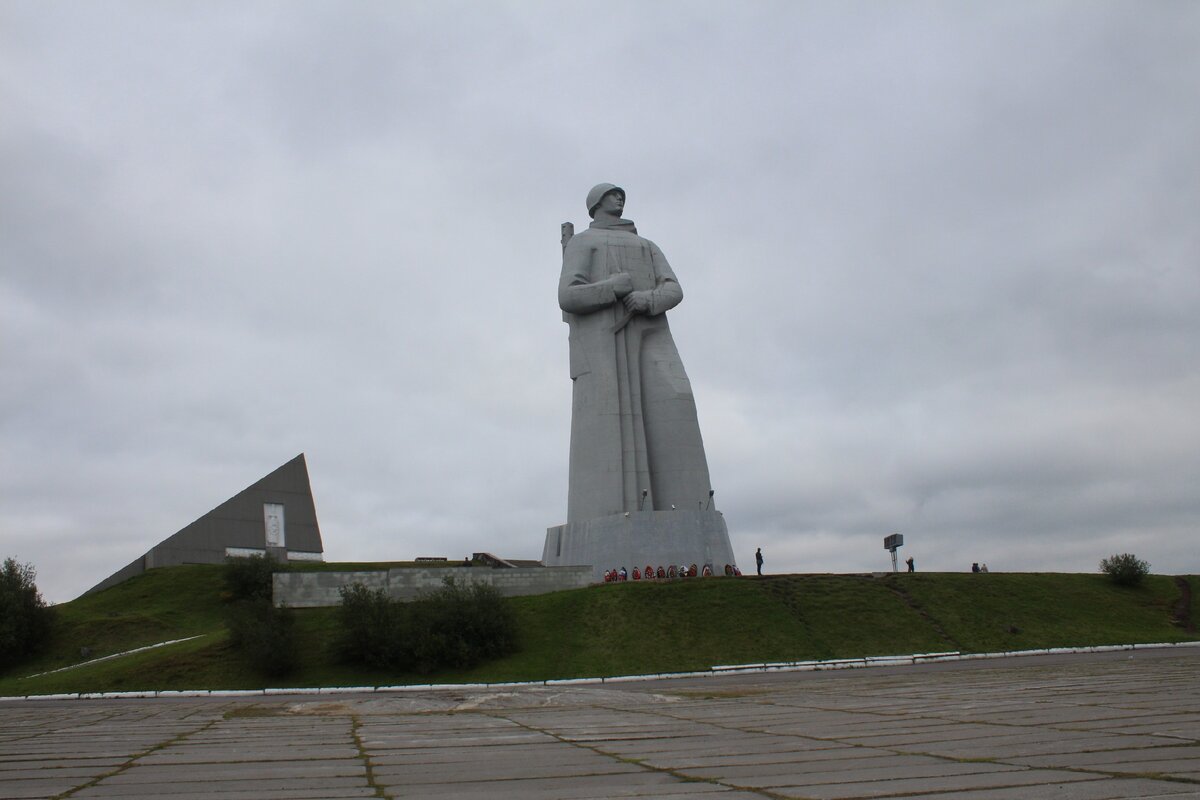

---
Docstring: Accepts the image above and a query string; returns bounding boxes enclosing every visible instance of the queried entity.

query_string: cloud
[2,1,1198,601]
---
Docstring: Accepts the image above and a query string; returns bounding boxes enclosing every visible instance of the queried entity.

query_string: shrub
[223,553,284,603]
[0,558,55,670]
[224,599,298,677]
[222,554,296,676]
[335,577,518,675]
[407,578,519,673]
[336,583,410,670]
[1100,553,1150,587]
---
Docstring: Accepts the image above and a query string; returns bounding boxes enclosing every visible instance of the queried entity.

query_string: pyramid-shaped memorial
[85,454,324,595]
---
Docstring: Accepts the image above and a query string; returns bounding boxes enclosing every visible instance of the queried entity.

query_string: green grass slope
[1,566,1195,696]
[7,565,227,677]
[889,573,1192,653]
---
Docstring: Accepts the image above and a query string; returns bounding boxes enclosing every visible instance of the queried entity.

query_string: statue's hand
[622,290,652,314]
[610,272,634,298]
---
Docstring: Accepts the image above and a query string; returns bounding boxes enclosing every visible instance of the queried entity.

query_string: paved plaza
[1,648,1198,799]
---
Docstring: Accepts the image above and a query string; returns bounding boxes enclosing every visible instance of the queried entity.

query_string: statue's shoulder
[563,228,598,256]
[567,228,614,250]
[577,226,649,245]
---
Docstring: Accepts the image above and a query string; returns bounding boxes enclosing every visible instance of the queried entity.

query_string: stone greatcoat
[559,217,715,523]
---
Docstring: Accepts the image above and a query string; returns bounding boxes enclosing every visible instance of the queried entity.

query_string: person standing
[906,556,915,573]
[755,547,764,576]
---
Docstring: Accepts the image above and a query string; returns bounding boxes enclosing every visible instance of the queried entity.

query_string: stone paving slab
[381,770,686,797]
[0,778,90,799]
[72,777,373,797]
[770,769,1104,798]
[1061,713,1200,729]
[911,731,1180,760]
[372,758,644,783]
[97,761,366,783]
[1013,745,1200,768]
[71,789,377,800]
[894,780,1200,799]
[1,647,1197,799]
[362,742,568,766]
[638,745,894,770]
[682,754,996,781]
[0,767,103,781]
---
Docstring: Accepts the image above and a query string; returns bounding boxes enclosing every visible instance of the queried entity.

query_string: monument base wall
[543,510,736,581]
[273,566,593,608]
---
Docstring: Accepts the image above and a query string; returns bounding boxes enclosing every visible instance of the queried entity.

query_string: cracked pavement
[1,648,1197,799]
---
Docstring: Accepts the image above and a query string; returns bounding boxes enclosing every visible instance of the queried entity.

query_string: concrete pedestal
[543,510,735,581]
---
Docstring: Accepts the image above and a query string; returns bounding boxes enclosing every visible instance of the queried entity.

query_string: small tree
[222,554,296,676]
[223,553,283,603]
[336,583,410,670]
[225,600,298,678]
[406,578,518,673]
[1100,553,1150,587]
[0,558,55,670]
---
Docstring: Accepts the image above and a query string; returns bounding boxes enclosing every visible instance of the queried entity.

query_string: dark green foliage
[336,583,408,670]
[224,600,298,677]
[0,558,55,670]
[408,578,519,673]
[223,554,283,603]
[221,555,295,676]
[1101,553,1151,587]
[336,577,518,674]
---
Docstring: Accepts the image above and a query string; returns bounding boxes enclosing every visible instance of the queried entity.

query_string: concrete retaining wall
[273,566,593,608]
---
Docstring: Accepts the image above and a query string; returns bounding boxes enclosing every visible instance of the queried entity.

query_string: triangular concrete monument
[84,454,324,596]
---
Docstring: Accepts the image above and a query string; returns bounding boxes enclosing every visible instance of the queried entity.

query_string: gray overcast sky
[3,1,1198,602]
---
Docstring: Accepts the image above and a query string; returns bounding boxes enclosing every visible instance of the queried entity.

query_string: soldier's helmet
[586,183,625,217]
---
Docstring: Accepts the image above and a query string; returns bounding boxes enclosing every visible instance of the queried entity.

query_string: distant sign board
[884,533,904,551]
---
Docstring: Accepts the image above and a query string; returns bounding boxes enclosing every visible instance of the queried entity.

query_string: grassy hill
[2,566,1196,697]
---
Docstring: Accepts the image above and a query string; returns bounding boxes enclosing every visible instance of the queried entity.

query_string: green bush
[223,554,284,603]
[1100,553,1150,587]
[222,555,296,676]
[336,583,409,670]
[225,599,298,677]
[335,577,518,675]
[0,558,55,670]
[407,578,519,673]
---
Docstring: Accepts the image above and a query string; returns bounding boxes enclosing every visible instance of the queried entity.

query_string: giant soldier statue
[543,184,736,578]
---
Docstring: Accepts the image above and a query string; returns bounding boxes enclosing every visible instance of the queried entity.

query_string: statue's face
[596,190,625,217]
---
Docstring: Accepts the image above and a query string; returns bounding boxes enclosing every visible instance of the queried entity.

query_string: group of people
[900,557,992,574]
[603,563,741,582]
